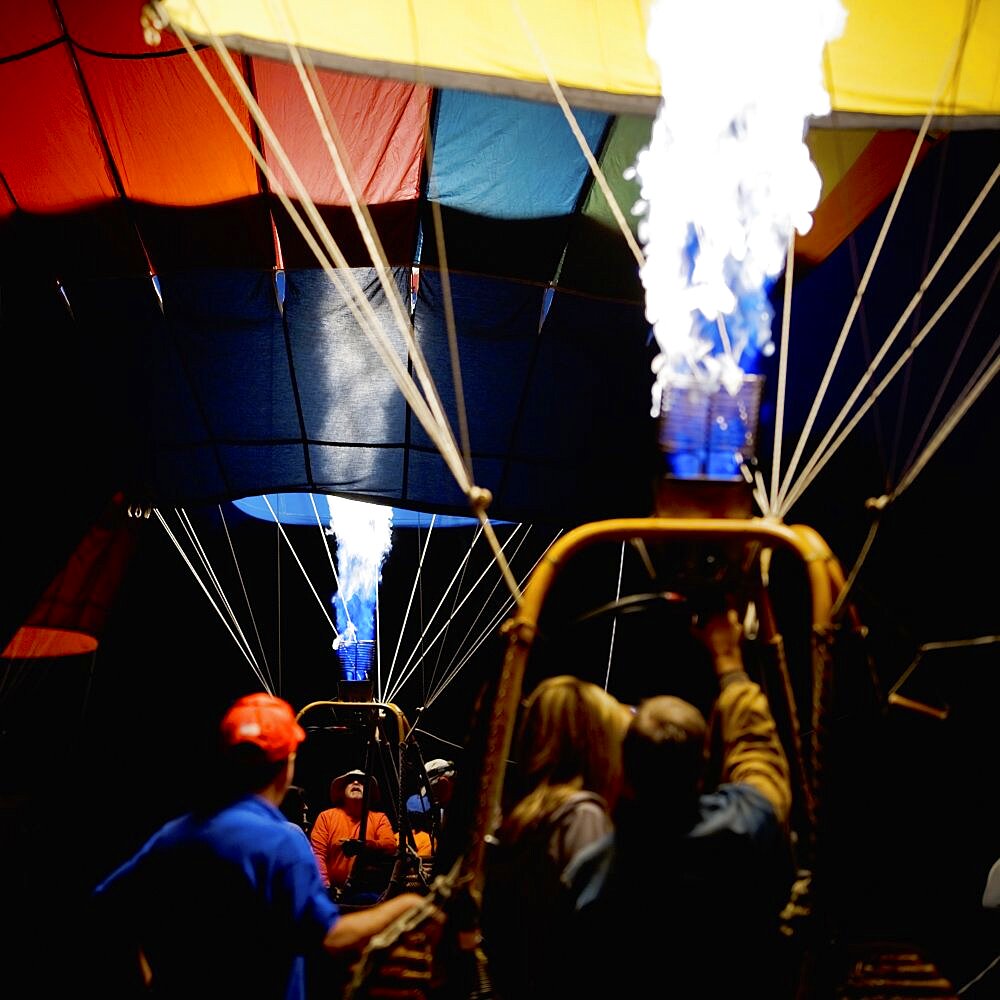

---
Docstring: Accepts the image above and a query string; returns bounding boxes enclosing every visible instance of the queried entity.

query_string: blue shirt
[564,784,793,997]
[94,795,339,1000]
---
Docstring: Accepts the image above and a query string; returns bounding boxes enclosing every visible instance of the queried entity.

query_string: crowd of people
[87,604,805,998]
[89,693,425,998]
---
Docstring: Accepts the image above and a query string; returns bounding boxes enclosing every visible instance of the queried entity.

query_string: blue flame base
[658,374,763,480]
[336,640,375,682]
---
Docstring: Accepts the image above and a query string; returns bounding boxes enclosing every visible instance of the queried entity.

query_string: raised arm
[695,609,792,824]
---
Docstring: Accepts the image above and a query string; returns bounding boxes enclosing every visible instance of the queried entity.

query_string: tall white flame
[636,0,847,411]
[326,496,393,652]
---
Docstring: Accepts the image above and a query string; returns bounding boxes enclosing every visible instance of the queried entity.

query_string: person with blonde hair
[481,674,633,999]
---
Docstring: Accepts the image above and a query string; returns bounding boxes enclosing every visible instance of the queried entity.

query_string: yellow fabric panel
[158,0,1000,118]
[826,0,1000,117]
[156,0,660,98]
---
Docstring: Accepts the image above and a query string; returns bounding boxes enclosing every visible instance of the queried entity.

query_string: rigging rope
[775,27,973,514]
[780,228,1000,514]
[167,0,528,606]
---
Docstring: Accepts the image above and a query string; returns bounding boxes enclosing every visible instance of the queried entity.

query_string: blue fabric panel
[501,288,659,524]
[31,265,659,526]
[429,89,609,219]
[285,268,411,497]
[142,267,413,505]
[410,270,658,526]
[409,269,544,514]
[149,269,298,501]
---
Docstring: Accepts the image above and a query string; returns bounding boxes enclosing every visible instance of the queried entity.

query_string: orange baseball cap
[220,693,306,761]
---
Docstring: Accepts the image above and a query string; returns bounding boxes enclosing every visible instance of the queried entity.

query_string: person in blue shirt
[563,609,796,998]
[91,692,422,999]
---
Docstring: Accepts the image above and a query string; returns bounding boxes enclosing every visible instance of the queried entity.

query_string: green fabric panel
[556,113,652,302]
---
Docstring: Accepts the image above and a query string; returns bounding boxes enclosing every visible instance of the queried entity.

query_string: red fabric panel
[75,46,260,205]
[60,0,172,55]
[0,45,117,211]
[0,1,61,58]
[253,60,429,206]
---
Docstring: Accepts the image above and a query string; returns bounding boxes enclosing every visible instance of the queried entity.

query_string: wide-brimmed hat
[329,769,381,805]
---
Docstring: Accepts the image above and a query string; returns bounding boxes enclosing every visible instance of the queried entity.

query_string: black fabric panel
[273,200,420,269]
[0,201,149,280]
[0,272,124,651]
[418,203,573,284]
[556,210,645,303]
[0,198,278,282]
[133,198,276,273]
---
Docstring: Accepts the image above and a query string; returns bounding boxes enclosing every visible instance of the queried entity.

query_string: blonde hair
[502,675,632,840]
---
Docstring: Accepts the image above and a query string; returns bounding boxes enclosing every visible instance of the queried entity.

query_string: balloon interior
[1,2,998,998]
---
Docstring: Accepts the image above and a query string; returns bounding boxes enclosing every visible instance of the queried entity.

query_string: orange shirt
[309,806,396,888]
[397,829,433,858]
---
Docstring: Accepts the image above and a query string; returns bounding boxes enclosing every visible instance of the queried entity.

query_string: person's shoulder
[213,796,308,845]
[315,805,345,818]
[218,794,284,823]
[554,789,607,821]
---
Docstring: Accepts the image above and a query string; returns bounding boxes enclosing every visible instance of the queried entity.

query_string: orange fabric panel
[2,626,98,659]
[75,46,260,205]
[796,130,934,270]
[253,60,430,206]
[0,45,118,211]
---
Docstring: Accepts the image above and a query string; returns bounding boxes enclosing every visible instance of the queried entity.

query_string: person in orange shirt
[309,770,397,901]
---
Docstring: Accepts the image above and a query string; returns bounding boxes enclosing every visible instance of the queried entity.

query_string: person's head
[424,758,456,806]
[515,675,632,811]
[280,784,309,827]
[619,694,707,830]
[217,692,306,802]
[329,769,380,816]
[406,758,456,830]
